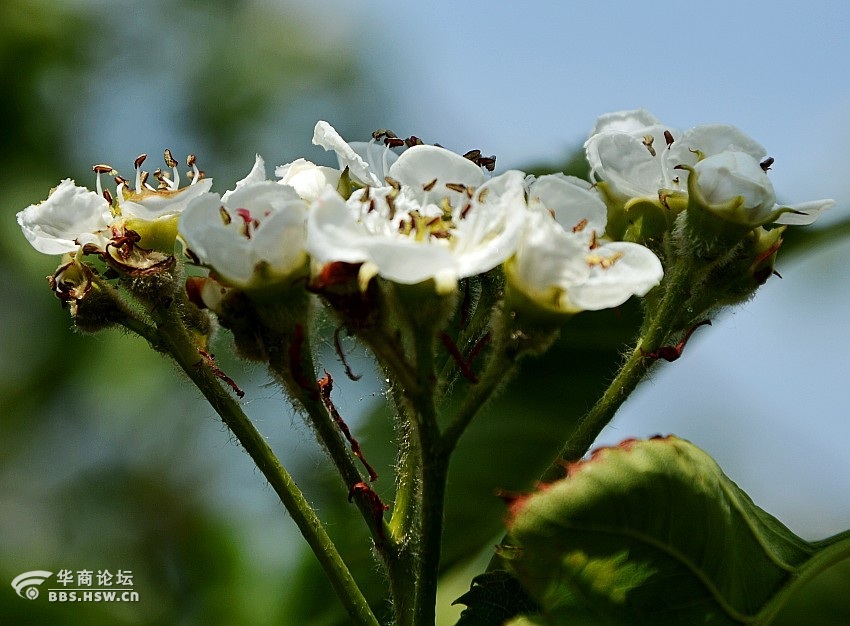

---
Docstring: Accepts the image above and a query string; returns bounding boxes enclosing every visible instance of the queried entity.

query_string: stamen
[477,187,490,203]
[423,178,438,192]
[760,157,775,172]
[587,250,625,269]
[445,182,467,194]
[664,130,674,147]
[572,218,589,233]
[642,135,656,157]
[187,154,200,184]
[134,154,147,193]
[92,164,114,198]
[163,149,179,188]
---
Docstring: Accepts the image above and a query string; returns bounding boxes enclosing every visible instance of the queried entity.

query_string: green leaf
[499,436,848,625]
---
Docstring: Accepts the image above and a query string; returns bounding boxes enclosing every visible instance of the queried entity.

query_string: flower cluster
[17,119,670,317]
[585,109,834,238]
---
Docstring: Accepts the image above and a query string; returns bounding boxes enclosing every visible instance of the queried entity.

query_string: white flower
[690,150,834,226]
[17,179,113,254]
[509,175,663,313]
[312,120,398,186]
[307,144,525,292]
[584,108,682,201]
[180,156,308,288]
[17,151,214,256]
[586,109,834,227]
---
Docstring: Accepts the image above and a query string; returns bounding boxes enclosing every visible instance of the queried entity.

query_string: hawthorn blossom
[585,109,833,227]
[179,155,308,288]
[508,174,663,313]
[16,151,212,257]
[306,142,525,292]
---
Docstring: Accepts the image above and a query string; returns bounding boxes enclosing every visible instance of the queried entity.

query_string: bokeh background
[2,0,849,624]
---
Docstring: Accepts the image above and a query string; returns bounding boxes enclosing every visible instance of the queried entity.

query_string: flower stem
[266,321,393,549]
[547,260,698,471]
[151,301,379,626]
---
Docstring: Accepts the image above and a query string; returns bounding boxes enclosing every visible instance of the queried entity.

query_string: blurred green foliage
[2,2,848,625]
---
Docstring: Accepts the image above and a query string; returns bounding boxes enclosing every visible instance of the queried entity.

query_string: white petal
[567,241,663,311]
[585,132,666,198]
[527,173,607,235]
[275,158,340,202]
[348,141,399,182]
[512,210,590,302]
[222,155,267,203]
[389,144,487,191]
[589,109,663,136]
[306,188,371,264]
[313,121,382,186]
[180,193,256,285]
[452,170,526,276]
[224,180,302,215]
[120,178,214,221]
[366,237,456,285]
[249,203,308,278]
[667,124,767,169]
[17,179,112,254]
[694,151,776,221]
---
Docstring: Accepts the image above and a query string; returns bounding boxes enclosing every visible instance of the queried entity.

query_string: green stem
[152,303,379,626]
[267,324,393,550]
[548,260,698,472]
[442,348,515,455]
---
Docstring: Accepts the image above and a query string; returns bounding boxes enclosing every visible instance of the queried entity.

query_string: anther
[423,178,437,192]
[664,130,674,147]
[163,149,178,169]
[642,135,656,157]
[92,164,115,174]
[760,157,775,172]
[445,182,467,194]
[134,154,147,170]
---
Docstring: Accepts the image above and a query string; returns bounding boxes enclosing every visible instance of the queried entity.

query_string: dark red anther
[760,157,775,172]
[664,130,675,147]
[319,371,378,481]
[347,481,388,542]
[198,349,245,398]
[641,320,712,362]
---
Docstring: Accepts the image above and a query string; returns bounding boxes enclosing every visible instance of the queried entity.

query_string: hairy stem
[151,301,379,626]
